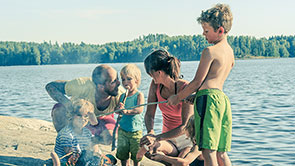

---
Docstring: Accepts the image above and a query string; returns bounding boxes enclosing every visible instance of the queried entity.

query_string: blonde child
[53,99,116,166]
[53,99,98,165]
[115,64,145,166]
[168,4,234,166]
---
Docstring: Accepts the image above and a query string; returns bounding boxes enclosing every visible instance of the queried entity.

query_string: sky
[0,0,294,45]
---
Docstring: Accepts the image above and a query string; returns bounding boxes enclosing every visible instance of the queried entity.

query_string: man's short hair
[92,65,111,85]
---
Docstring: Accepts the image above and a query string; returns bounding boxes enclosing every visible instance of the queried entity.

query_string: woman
[151,116,204,166]
[140,49,194,165]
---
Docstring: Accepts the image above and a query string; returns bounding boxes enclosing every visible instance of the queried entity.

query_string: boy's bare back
[199,38,234,91]
[195,3,234,92]
[168,3,234,105]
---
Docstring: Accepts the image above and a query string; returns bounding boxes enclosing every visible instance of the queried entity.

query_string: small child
[115,64,145,166]
[53,99,116,166]
[168,4,234,166]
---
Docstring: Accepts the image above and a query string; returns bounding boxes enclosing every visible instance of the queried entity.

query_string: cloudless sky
[0,0,294,45]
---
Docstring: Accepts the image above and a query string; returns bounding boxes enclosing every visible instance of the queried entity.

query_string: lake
[0,58,294,165]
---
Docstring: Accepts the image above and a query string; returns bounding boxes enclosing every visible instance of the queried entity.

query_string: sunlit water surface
[1,58,294,165]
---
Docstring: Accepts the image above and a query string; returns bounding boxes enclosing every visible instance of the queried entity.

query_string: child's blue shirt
[119,91,143,132]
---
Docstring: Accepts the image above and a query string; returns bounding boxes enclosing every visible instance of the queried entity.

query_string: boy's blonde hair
[69,99,94,120]
[185,115,196,144]
[197,3,233,34]
[120,64,141,86]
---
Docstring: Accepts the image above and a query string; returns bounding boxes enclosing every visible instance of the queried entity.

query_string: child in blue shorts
[115,64,145,166]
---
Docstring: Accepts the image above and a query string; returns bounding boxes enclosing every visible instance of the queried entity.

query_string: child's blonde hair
[120,64,141,86]
[197,3,233,34]
[185,115,196,144]
[68,99,94,120]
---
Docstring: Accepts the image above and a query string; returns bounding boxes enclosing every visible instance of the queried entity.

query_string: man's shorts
[194,89,232,152]
[168,134,193,152]
[86,115,116,136]
[116,128,142,162]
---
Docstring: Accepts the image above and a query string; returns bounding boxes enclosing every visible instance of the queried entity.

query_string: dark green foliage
[0,34,294,66]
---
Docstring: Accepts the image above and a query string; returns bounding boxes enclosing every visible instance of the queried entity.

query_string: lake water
[0,58,294,165]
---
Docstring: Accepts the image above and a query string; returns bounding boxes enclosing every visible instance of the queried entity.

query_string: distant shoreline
[0,57,292,67]
[235,55,281,60]
[1,35,294,66]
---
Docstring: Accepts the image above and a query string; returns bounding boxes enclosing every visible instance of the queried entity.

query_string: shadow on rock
[0,155,47,166]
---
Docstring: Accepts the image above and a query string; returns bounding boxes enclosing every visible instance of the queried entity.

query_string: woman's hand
[167,94,179,106]
[140,134,156,147]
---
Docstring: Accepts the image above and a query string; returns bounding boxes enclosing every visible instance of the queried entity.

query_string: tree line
[0,34,294,66]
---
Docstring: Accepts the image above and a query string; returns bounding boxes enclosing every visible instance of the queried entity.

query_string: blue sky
[0,0,294,44]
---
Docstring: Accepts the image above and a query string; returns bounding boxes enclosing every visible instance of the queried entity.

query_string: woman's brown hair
[144,49,181,80]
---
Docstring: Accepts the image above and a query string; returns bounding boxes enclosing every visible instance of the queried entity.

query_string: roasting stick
[99,100,168,117]
[111,88,129,151]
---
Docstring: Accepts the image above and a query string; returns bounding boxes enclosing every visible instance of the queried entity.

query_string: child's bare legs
[217,151,231,166]
[202,149,218,166]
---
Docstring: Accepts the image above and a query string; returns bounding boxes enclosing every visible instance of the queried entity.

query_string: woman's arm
[140,81,158,146]
[144,81,158,135]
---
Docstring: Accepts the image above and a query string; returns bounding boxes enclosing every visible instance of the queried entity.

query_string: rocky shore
[0,116,161,166]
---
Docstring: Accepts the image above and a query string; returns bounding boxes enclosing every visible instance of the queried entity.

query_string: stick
[122,89,129,104]
[98,100,168,117]
[60,152,73,160]
[111,89,129,151]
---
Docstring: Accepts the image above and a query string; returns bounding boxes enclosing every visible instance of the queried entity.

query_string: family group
[46,4,234,166]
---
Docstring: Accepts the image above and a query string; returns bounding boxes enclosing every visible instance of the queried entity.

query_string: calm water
[0,58,294,165]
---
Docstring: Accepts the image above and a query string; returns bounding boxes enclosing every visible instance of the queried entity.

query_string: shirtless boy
[168,4,234,166]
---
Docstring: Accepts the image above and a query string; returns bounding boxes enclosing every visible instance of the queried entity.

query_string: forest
[0,34,294,66]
